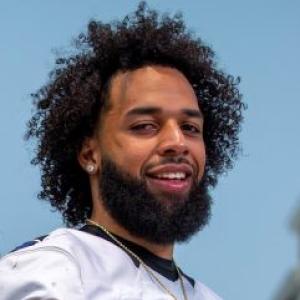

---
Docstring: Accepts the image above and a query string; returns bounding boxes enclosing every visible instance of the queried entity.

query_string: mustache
[148,156,191,166]
[159,156,190,165]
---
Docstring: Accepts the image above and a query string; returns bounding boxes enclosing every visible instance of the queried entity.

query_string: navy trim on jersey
[10,235,48,253]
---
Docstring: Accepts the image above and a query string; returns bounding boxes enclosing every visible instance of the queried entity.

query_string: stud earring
[85,164,95,174]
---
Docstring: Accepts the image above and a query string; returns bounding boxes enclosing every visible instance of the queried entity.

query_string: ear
[77,137,101,175]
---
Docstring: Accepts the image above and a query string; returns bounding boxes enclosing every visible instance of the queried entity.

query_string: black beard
[99,158,212,244]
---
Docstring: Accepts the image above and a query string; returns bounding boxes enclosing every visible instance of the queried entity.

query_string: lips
[145,164,193,194]
[146,163,193,178]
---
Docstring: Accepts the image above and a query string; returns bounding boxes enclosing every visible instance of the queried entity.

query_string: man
[0,3,244,299]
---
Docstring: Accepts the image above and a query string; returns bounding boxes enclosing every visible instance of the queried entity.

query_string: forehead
[107,65,200,115]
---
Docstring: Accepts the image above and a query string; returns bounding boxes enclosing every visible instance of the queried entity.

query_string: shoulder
[6,227,103,258]
[0,228,85,300]
[0,227,92,271]
[194,279,223,300]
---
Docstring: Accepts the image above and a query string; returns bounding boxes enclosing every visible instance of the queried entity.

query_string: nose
[156,121,189,157]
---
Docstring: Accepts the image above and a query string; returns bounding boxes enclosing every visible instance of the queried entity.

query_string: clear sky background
[0,1,299,299]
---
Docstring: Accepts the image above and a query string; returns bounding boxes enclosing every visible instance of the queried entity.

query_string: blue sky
[0,1,299,299]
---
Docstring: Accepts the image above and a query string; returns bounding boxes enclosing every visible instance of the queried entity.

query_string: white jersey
[0,226,222,300]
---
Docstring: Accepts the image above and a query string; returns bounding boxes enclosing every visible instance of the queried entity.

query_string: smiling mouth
[146,171,193,194]
[150,172,187,180]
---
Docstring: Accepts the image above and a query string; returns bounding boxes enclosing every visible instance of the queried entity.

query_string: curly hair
[26,2,245,226]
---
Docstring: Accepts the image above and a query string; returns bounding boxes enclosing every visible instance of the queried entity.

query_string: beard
[99,157,212,245]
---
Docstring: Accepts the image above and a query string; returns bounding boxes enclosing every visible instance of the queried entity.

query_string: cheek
[191,142,206,179]
[108,137,154,176]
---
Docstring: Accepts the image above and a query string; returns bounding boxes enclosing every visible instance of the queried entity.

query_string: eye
[181,123,202,135]
[130,123,158,134]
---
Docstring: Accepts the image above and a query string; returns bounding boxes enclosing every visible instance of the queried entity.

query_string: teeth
[156,172,186,179]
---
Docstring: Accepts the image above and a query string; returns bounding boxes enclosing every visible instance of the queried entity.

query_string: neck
[90,206,174,260]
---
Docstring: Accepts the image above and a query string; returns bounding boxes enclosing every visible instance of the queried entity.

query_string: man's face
[98,65,206,200]
[94,65,210,243]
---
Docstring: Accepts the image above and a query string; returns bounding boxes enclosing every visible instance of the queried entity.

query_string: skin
[78,65,206,259]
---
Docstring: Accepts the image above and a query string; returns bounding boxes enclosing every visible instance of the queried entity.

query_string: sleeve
[0,248,85,300]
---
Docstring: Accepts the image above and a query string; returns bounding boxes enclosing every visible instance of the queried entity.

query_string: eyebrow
[126,106,203,119]
[182,108,203,118]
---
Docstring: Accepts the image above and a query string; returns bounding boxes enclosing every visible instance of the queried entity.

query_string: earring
[85,164,95,174]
